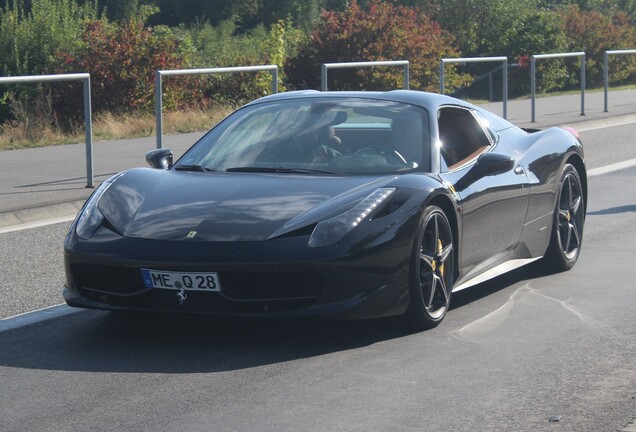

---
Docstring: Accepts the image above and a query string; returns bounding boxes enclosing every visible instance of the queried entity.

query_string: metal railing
[531,52,585,122]
[0,73,94,188]
[321,60,409,91]
[604,49,636,112]
[440,57,508,119]
[154,65,278,149]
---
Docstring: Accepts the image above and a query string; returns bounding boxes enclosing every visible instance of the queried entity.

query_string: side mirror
[454,152,515,191]
[145,148,173,169]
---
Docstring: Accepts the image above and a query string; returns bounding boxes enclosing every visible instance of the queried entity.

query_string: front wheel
[404,206,455,330]
[543,163,585,271]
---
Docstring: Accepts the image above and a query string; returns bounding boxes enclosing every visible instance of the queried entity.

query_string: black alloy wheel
[545,163,585,271]
[406,206,455,330]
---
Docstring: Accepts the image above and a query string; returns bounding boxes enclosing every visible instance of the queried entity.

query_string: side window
[438,107,492,171]
[473,110,499,144]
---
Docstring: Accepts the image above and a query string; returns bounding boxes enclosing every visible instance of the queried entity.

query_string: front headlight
[75,181,112,239]
[308,188,396,247]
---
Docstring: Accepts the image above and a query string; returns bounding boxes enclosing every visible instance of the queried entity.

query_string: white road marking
[576,118,636,133]
[0,303,80,333]
[588,158,636,177]
[0,215,75,235]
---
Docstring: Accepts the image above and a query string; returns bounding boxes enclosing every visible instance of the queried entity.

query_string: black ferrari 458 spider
[64,90,586,330]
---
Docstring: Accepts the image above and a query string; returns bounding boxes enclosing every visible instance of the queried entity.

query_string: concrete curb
[557,112,636,131]
[0,200,84,229]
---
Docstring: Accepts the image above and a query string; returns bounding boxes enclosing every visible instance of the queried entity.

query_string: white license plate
[141,269,221,292]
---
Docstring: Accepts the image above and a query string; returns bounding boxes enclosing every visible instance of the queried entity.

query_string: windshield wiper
[226,166,335,174]
[174,164,215,172]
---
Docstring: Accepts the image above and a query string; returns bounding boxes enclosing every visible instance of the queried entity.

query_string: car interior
[438,107,492,171]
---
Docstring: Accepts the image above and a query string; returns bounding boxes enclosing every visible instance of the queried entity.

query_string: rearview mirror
[145,148,173,170]
[453,152,515,191]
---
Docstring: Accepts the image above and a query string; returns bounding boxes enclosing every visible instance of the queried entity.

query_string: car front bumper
[63,226,414,320]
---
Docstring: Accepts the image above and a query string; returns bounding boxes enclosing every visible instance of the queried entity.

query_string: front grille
[70,264,324,306]
[71,264,144,296]
[219,271,323,301]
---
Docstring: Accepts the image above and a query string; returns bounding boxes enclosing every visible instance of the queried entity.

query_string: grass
[1,84,634,151]
[0,106,235,151]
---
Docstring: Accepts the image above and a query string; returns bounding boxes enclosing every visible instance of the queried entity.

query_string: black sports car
[63,90,586,329]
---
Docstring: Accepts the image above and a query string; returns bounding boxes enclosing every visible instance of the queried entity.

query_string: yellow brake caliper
[438,239,445,277]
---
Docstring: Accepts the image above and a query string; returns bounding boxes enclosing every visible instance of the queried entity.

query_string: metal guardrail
[0,73,94,187]
[154,65,278,149]
[321,60,409,92]
[531,52,585,123]
[604,49,636,112]
[440,57,508,119]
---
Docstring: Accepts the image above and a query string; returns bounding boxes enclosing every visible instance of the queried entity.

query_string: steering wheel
[353,147,408,166]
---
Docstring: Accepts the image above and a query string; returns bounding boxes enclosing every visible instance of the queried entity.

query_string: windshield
[176,97,430,175]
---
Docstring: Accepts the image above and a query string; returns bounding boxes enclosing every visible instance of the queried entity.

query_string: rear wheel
[544,163,585,271]
[405,206,455,330]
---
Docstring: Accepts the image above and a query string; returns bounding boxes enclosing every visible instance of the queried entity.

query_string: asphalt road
[1,122,635,431]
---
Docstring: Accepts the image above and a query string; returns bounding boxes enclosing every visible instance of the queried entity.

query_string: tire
[405,206,455,330]
[543,163,585,272]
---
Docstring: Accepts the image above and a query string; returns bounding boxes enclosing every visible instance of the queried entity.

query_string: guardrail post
[530,52,585,123]
[154,65,278,148]
[440,56,508,119]
[580,53,586,116]
[321,64,328,92]
[403,65,409,90]
[272,68,278,94]
[603,49,636,112]
[604,52,609,112]
[531,56,536,123]
[0,73,94,187]
[321,60,410,92]
[83,76,94,187]
[502,59,508,119]
[155,72,163,149]
[439,60,445,94]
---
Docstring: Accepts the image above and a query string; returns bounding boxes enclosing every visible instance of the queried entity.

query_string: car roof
[246,89,480,113]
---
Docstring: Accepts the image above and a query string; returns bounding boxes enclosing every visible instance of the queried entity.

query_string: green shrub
[560,5,636,87]
[286,0,469,92]
[51,6,194,127]
[0,0,101,77]
[0,0,101,128]
[187,18,305,104]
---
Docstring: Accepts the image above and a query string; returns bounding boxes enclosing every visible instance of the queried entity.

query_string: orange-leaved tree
[286,0,469,92]
[560,5,636,88]
[51,7,196,128]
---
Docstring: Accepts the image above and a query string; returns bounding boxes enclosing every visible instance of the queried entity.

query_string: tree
[0,0,100,76]
[560,5,636,87]
[52,6,194,125]
[97,0,140,21]
[287,0,468,92]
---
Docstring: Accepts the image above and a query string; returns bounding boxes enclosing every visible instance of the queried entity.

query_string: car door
[437,106,529,278]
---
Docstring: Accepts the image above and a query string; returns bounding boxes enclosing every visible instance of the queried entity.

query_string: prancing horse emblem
[176,288,187,304]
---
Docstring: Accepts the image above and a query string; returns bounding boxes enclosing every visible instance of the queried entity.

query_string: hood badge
[186,230,198,239]
[176,289,188,304]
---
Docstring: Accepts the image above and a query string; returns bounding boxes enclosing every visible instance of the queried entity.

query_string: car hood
[98,168,398,241]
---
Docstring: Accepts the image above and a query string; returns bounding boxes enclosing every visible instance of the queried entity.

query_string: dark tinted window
[438,107,492,171]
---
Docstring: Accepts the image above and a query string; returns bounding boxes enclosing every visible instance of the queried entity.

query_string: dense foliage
[560,5,636,87]
[51,7,194,126]
[287,0,468,91]
[0,0,100,77]
[0,0,635,137]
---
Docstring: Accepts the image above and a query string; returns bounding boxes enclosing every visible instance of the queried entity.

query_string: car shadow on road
[0,307,416,374]
[0,263,551,375]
